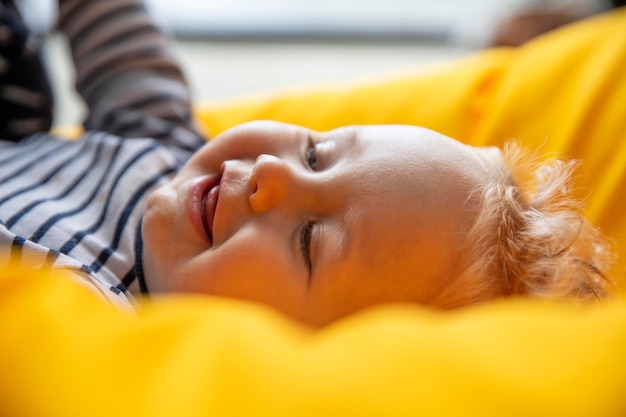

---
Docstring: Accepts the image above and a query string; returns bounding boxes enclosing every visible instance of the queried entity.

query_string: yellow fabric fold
[1,265,625,417]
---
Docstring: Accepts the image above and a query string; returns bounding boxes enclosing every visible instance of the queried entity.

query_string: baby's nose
[248,154,294,214]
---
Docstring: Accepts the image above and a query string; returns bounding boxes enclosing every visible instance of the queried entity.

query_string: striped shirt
[0,0,206,308]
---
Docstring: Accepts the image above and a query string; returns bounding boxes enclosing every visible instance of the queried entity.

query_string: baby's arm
[57,0,206,150]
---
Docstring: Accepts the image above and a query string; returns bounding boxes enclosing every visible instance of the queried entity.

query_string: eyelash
[300,220,314,276]
[305,138,318,171]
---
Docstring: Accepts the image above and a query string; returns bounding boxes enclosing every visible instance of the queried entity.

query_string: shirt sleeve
[0,221,136,311]
[57,0,207,151]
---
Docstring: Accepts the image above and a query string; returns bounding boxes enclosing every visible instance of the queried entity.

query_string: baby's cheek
[187,240,305,310]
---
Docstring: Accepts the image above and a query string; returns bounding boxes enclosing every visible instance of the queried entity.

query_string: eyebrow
[329,221,352,292]
[333,126,359,151]
[312,205,353,291]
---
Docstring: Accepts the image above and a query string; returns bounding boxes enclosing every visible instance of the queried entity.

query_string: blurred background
[15,0,615,127]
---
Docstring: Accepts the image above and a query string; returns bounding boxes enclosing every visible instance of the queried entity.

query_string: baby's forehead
[348,125,477,158]
[467,145,507,177]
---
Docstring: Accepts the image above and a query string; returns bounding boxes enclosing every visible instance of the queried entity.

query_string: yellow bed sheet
[0,265,625,417]
[2,8,626,417]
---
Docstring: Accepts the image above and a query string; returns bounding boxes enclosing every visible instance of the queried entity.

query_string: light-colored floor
[30,0,611,127]
[44,35,472,127]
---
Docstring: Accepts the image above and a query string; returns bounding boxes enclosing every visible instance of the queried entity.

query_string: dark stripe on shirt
[0,134,48,164]
[50,142,161,250]
[121,220,144,289]
[90,165,176,272]
[81,24,156,64]
[99,93,189,129]
[111,117,202,153]
[0,135,93,206]
[4,134,121,227]
[71,4,145,54]
[44,248,61,267]
[0,139,75,186]
[77,46,164,93]
[30,144,157,244]
[9,235,25,266]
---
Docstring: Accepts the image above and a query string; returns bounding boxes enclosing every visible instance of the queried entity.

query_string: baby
[141,121,613,325]
[141,121,489,325]
[0,0,612,326]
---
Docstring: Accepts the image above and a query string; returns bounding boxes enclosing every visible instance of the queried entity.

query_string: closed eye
[300,220,314,277]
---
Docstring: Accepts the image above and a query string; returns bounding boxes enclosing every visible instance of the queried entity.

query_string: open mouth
[201,182,219,243]
[188,175,221,245]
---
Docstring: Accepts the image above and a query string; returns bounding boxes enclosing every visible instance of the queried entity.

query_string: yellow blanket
[1,9,626,417]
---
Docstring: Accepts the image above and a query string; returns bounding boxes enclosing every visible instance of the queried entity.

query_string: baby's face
[142,121,487,326]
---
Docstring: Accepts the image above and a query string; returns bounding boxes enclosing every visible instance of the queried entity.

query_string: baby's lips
[187,174,221,246]
[203,184,220,244]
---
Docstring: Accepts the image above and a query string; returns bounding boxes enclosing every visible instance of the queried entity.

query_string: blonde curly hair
[434,142,615,308]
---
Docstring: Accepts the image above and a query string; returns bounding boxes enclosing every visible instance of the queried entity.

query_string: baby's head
[141,121,612,326]
[448,142,614,306]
